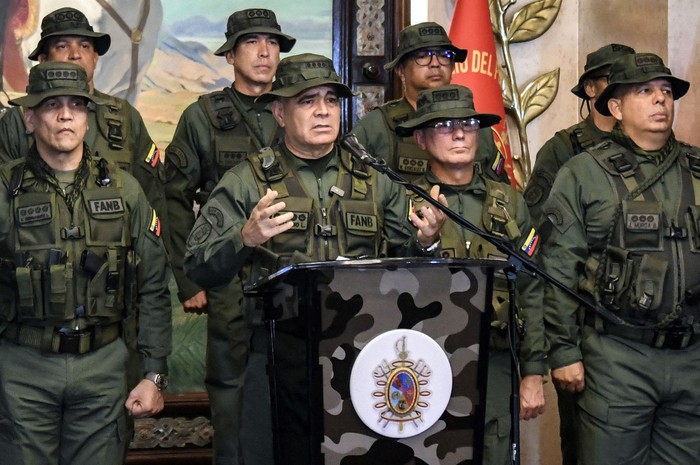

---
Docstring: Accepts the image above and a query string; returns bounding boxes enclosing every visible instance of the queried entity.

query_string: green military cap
[571,43,635,99]
[384,22,467,70]
[10,62,108,108]
[28,7,111,61]
[256,53,356,103]
[214,8,296,56]
[595,52,690,116]
[396,84,501,136]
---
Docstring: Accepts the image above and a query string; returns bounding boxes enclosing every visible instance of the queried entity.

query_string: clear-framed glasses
[429,118,481,134]
[411,49,456,66]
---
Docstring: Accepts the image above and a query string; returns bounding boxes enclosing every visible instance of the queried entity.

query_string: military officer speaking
[0,62,172,465]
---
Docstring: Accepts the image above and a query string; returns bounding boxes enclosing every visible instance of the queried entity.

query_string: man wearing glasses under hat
[0,7,167,240]
[163,8,295,465]
[524,42,635,465]
[0,61,171,465]
[525,43,635,222]
[350,22,510,184]
[397,83,546,465]
[541,53,700,465]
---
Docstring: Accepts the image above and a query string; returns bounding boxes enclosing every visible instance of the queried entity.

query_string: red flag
[449,0,515,186]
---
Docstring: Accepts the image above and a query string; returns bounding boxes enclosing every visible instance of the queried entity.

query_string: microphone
[340,133,380,165]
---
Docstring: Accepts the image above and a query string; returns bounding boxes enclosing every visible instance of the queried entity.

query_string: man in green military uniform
[184,53,446,464]
[524,42,635,465]
[163,9,295,464]
[541,53,700,465]
[396,84,546,465]
[525,43,635,221]
[0,61,171,465]
[350,22,510,184]
[0,7,167,228]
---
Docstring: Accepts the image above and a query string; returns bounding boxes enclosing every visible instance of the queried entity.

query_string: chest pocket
[15,192,57,249]
[83,188,129,246]
[337,199,380,258]
[215,135,253,177]
[271,197,313,253]
[622,200,663,251]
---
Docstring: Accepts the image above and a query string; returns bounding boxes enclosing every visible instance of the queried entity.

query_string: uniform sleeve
[511,190,548,376]
[125,174,172,375]
[524,132,573,221]
[349,109,393,162]
[0,107,30,164]
[163,103,210,302]
[476,128,511,184]
[183,166,256,289]
[539,163,590,370]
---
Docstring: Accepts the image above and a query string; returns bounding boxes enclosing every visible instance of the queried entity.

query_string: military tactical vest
[410,176,523,347]
[0,159,135,327]
[92,92,135,172]
[197,88,281,199]
[560,119,604,156]
[248,146,384,266]
[379,99,432,179]
[580,141,700,329]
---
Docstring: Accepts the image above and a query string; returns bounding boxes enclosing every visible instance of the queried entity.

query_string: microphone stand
[338,133,623,465]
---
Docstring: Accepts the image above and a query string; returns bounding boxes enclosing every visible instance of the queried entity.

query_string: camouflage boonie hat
[256,53,356,103]
[385,22,467,70]
[396,84,501,137]
[214,8,296,56]
[570,43,635,99]
[28,7,111,61]
[595,52,690,116]
[10,62,107,108]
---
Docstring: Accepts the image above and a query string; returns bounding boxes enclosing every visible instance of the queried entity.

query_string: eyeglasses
[428,118,481,134]
[411,49,456,66]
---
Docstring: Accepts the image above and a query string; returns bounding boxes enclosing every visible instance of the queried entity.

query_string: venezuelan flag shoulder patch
[144,143,160,168]
[520,227,539,257]
[490,151,505,176]
[148,209,161,238]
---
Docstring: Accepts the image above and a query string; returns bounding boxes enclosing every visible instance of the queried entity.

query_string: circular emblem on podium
[349,329,452,438]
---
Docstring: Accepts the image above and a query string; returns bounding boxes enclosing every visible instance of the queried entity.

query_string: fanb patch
[144,143,160,168]
[148,209,161,238]
[18,203,52,225]
[88,198,125,215]
[346,212,377,232]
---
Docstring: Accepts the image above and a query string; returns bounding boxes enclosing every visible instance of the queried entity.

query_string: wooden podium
[246,257,503,465]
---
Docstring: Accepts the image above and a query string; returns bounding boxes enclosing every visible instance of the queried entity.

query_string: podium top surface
[244,257,507,296]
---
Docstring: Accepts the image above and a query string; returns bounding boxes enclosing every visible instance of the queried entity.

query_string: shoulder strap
[483,178,521,240]
[95,95,129,151]
[198,90,242,130]
[378,99,412,131]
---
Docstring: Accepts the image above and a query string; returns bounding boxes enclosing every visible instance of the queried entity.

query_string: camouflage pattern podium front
[245,257,502,465]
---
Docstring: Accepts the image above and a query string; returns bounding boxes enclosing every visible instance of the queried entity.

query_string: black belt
[584,314,699,350]
[2,322,121,354]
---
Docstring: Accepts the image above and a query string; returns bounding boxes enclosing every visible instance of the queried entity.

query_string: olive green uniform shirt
[0,155,171,373]
[183,143,422,288]
[525,116,609,220]
[164,86,279,301]
[540,143,687,369]
[416,170,547,376]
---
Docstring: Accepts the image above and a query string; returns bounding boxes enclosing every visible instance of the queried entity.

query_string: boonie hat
[10,62,107,108]
[385,22,467,70]
[595,52,690,116]
[396,84,501,137]
[214,8,296,56]
[28,7,111,61]
[256,53,356,103]
[570,43,635,99]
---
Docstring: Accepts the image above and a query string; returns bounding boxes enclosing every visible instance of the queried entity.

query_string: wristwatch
[145,372,169,391]
[418,238,441,255]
